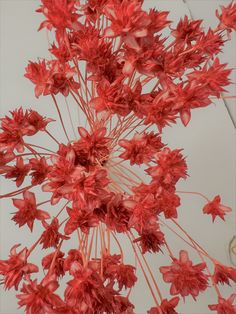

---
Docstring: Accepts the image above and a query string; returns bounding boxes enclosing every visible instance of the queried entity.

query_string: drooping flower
[202,195,232,221]
[0,244,38,290]
[17,275,64,313]
[113,263,137,290]
[148,297,180,314]
[134,227,165,254]
[40,218,69,249]
[112,295,135,314]
[209,294,236,313]
[64,261,115,312]
[64,206,99,235]
[105,193,132,233]
[12,191,50,231]
[42,251,65,278]
[160,250,208,299]
[63,249,83,274]
[213,263,236,286]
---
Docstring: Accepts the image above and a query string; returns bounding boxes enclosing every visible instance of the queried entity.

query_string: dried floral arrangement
[0,1,236,313]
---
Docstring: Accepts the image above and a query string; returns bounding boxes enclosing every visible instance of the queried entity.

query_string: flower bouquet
[0,1,236,313]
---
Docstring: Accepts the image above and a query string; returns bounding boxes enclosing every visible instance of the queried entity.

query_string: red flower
[12,191,50,231]
[172,15,203,45]
[91,77,140,116]
[101,253,121,279]
[134,227,165,254]
[198,29,225,58]
[63,249,83,274]
[113,264,137,290]
[42,153,77,204]
[26,110,54,135]
[0,108,25,152]
[113,295,135,314]
[129,201,157,233]
[64,262,115,312]
[29,157,50,185]
[36,0,81,31]
[25,60,53,98]
[82,0,110,23]
[17,275,64,313]
[71,168,110,207]
[73,127,110,166]
[216,2,236,33]
[0,157,30,187]
[119,132,164,165]
[147,148,187,186]
[25,60,79,98]
[40,218,69,249]
[0,244,38,290]
[104,0,151,50]
[64,206,98,235]
[209,294,236,314]
[0,150,15,166]
[105,193,132,233]
[42,251,65,278]
[148,9,170,34]
[171,82,211,126]
[157,188,181,219]
[213,263,236,286]
[148,297,180,314]
[160,250,208,299]
[0,108,50,152]
[138,90,177,132]
[188,58,232,98]
[122,38,165,76]
[202,195,232,222]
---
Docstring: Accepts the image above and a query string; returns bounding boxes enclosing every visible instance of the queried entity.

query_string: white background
[0,1,236,313]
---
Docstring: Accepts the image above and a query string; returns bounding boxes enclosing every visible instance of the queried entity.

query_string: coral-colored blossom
[209,294,236,313]
[148,297,180,314]
[12,191,50,231]
[202,195,232,221]
[0,245,38,290]
[160,250,208,299]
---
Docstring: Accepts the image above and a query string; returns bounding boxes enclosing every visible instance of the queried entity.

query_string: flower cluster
[0,0,236,313]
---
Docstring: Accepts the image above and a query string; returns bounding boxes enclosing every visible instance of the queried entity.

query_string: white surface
[0,1,236,313]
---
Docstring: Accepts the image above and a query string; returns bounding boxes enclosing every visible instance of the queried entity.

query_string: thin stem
[45,130,60,145]
[126,232,161,309]
[51,94,70,142]
[177,190,210,203]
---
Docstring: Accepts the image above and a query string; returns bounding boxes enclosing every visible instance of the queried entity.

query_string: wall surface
[0,1,236,314]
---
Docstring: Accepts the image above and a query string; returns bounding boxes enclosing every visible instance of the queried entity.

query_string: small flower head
[202,195,232,222]
[0,244,38,290]
[160,250,208,300]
